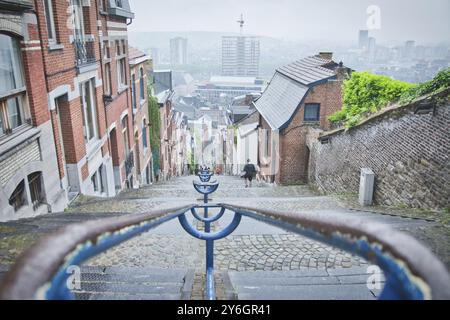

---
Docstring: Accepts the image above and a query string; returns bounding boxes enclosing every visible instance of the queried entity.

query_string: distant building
[404,40,416,60]
[148,47,160,66]
[368,37,377,61]
[359,30,369,50]
[153,70,173,95]
[195,76,266,105]
[170,37,188,66]
[228,93,261,123]
[222,36,260,77]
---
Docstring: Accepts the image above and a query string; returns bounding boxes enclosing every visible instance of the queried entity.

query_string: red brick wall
[277,80,344,185]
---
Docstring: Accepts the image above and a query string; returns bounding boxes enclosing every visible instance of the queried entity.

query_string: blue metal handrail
[1,177,450,300]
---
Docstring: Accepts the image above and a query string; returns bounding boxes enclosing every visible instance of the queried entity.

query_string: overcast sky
[129,0,450,44]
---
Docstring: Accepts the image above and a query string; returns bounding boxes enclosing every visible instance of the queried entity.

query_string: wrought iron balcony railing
[74,39,96,68]
[0,171,449,300]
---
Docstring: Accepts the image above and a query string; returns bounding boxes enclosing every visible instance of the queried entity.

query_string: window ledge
[303,121,320,126]
[86,139,103,161]
[48,43,64,51]
[118,86,128,95]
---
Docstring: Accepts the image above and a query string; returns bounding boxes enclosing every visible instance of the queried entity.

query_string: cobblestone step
[73,266,194,300]
[228,269,385,300]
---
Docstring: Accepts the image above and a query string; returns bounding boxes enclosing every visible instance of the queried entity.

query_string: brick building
[156,89,174,181]
[128,46,153,186]
[0,0,145,221]
[0,0,67,221]
[254,53,351,185]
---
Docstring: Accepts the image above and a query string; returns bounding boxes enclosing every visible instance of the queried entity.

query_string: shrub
[329,72,414,128]
[329,68,450,129]
[399,67,450,104]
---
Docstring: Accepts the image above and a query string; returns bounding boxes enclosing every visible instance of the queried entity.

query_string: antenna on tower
[237,14,244,34]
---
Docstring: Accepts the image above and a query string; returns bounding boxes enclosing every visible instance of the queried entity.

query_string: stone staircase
[226,267,385,300]
[73,266,195,300]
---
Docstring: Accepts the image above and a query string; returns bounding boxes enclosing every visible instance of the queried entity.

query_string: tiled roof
[277,55,336,86]
[128,46,149,63]
[254,72,309,130]
[254,55,339,130]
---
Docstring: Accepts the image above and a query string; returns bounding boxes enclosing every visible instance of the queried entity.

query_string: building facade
[0,0,67,221]
[0,0,146,221]
[222,36,260,77]
[254,53,351,185]
[129,46,153,186]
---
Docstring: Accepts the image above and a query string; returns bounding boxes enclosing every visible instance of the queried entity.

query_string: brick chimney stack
[318,52,333,60]
[336,61,351,80]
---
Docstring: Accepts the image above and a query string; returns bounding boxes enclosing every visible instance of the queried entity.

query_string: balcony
[125,151,134,177]
[0,0,33,11]
[74,39,97,74]
[108,0,135,19]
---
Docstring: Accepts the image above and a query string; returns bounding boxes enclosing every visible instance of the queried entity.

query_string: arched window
[142,119,148,149]
[28,172,45,210]
[139,67,145,101]
[8,180,27,212]
[0,33,30,137]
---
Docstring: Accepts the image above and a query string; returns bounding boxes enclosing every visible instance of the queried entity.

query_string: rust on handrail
[221,203,450,300]
[0,204,195,300]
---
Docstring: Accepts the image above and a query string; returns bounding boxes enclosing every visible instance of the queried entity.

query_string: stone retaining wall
[307,91,450,210]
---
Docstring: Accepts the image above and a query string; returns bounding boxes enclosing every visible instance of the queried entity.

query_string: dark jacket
[243,164,256,178]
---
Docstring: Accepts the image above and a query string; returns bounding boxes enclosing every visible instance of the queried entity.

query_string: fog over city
[130,0,450,44]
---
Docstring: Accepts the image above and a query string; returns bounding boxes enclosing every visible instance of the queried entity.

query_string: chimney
[318,52,333,60]
[336,61,351,81]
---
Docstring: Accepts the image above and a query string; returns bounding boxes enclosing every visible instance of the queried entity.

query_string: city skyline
[129,0,450,45]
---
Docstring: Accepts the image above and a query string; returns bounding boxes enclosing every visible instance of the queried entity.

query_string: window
[0,34,29,137]
[80,79,98,142]
[117,58,127,88]
[304,103,321,122]
[91,165,105,194]
[131,74,136,109]
[43,0,57,43]
[8,180,27,212]
[103,41,110,59]
[264,129,270,157]
[91,171,98,192]
[72,0,85,40]
[142,119,148,149]
[28,172,44,210]
[115,40,121,56]
[122,40,126,55]
[115,0,123,8]
[104,63,112,96]
[122,115,129,156]
[139,67,145,101]
[99,0,108,12]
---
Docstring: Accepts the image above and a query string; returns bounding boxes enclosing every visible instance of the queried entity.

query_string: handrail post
[203,185,215,300]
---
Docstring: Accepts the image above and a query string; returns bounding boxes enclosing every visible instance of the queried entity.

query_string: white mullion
[89,79,98,139]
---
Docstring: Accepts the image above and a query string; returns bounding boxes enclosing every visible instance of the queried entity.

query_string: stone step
[73,266,194,300]
[228,269,385,300]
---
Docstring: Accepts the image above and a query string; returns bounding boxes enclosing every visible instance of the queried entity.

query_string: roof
[156,90,172,104]
[238,122,259,138]
[254,72,309,130]
[128,47,150,66]
[277,55,336,86]
[254,54,340,130]
[209,76,257,84]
